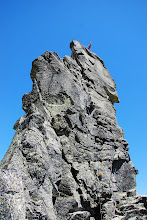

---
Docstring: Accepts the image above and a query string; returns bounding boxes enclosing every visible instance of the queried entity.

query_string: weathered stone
[0,40,146,219]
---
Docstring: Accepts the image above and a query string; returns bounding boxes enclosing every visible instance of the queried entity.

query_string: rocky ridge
[0,40,146,219]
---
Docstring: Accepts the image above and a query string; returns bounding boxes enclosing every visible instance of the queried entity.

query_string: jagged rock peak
[0,40,146,219]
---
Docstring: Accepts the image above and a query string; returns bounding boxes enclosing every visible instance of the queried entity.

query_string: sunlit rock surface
[0,40,146,219]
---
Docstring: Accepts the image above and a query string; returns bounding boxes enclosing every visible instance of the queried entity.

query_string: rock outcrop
[0,40,146,219]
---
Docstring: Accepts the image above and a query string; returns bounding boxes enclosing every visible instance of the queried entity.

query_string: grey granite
[0,40,146,219]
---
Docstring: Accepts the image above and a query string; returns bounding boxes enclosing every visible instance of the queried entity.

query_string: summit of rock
[0,40,146,219]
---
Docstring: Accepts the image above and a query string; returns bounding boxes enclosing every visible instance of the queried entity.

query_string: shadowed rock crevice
[0,40,146,220]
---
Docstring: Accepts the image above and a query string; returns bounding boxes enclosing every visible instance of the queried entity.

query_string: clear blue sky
[0,0,146,195]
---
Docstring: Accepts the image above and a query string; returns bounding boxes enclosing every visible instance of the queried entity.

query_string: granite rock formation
[0,40,147,220]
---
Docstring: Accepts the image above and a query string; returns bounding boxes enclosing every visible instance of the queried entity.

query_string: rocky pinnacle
[0,40,146,219]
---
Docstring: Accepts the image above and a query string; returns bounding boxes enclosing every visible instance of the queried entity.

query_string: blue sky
[0,0,147,195]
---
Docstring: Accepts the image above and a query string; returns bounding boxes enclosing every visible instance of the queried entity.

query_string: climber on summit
[88,42,91,50]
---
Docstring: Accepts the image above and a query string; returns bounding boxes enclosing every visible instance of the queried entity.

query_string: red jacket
[88,42,91,50]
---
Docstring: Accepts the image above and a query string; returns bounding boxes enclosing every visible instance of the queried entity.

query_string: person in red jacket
[88,42,91,50]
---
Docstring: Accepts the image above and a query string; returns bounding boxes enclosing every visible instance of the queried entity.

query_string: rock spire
[0,40,146,219]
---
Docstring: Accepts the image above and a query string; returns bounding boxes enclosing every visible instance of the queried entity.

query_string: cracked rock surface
[0,40,146,219]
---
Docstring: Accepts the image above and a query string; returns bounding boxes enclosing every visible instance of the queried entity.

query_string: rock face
[0,40,146,219]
